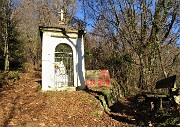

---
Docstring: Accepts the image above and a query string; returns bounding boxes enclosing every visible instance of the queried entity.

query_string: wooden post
[160,97,163,110]
[150,101,154,111]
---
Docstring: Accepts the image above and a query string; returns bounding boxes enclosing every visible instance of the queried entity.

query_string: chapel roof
[39,23,86,34]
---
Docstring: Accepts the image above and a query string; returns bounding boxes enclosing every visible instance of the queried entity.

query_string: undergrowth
[0,71,20,88]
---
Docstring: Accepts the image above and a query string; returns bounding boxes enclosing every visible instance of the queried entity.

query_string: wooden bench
[142,75,178,112]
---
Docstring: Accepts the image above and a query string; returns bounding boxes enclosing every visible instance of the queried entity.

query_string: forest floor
[0,70,179,127]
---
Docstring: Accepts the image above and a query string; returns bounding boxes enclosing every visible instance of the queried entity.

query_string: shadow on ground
[109,95,180,126]
[85,87,147,126]
[109,95,149,126]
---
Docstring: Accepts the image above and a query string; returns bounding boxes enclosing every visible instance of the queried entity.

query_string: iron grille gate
[54,44,73,88]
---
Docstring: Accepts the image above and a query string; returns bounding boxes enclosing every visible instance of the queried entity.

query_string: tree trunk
[4,24,9,72]
[138,54,146,89]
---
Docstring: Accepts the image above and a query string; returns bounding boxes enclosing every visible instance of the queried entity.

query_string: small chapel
[39,9,86,91]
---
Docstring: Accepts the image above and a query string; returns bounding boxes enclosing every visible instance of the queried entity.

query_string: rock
[174,95,180,105]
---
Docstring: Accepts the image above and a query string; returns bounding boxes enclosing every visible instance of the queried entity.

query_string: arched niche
[54,43,74,88]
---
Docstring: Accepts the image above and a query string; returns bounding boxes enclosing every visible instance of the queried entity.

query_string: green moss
[165,117,180,125]
[7,71,20,80]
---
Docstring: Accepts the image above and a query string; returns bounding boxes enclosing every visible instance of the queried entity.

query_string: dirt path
[0,71,131,127]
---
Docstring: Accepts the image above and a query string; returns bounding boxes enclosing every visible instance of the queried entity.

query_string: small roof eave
[39,26,77,33]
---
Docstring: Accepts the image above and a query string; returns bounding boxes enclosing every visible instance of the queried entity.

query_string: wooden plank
[155,75,176,89]
[145,94,168,98]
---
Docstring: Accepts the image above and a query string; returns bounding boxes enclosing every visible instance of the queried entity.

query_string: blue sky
[75,0,180,46]
[76,0,93,32]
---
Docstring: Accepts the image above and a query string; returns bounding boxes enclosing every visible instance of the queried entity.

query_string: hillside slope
[0,71,130,127]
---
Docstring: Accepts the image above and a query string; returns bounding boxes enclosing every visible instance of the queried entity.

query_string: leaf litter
[0,71,130,127]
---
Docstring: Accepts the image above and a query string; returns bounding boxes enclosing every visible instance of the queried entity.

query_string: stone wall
[85,70,111,87]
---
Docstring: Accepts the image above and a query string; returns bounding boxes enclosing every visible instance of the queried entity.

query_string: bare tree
[13,0,78,68]
[82,0,180,91]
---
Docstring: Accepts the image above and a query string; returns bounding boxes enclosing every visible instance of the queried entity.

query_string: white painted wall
[41,29,85,91]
